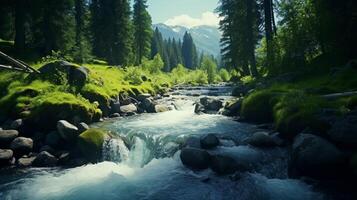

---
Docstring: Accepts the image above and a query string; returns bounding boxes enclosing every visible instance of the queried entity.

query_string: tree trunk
[246,0,259,77]
[264,0,274,71]
[14,0,26,53]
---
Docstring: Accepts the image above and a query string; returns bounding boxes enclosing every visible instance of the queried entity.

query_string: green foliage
[78,128,108,162]
[200,56,217,83]
[219,68,231,82]
[141,54,164,74]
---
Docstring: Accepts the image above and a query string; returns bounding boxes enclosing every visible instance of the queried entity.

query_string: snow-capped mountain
[153,23,221,57]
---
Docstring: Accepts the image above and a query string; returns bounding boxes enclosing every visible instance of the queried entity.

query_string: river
[0,86,325,200]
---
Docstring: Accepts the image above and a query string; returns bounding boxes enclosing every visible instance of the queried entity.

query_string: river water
[0,86,325,200]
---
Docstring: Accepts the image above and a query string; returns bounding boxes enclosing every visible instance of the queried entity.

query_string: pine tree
[182,32,198,69]
[73,0,91,63]
[0,3,14,41]
[133,0,153,65]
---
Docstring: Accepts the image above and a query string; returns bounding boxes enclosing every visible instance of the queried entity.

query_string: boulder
[232,85,249,97]
[10,119,23,130]
[210,155,238,175]
[141,98,156,113]
[246,132,278,147]
[0,149,13,165]
[68,66,88,86]
[78,122,90,133]
[10,137,33,157]
[154,104,170,113]
[195,97,223,114]
[222,99,242,117]
[290,134,346,178]
[78,129,108,162]
[180,147,211,169]
[17,156,36,167]
[200,134,220,149]
[57,120,79,142]
[45,131,62,148]
[0,130,19,147]
[120,104,137,114]
[32,151,58,167]
[111,101,121,113]
[137,93,151,102]
[40,145,56,155]
[109,113,121,118]
[327,114,357,148]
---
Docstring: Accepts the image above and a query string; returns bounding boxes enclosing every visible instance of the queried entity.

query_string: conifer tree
[182,32,198,69]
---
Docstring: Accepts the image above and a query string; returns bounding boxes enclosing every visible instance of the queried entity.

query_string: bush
[219,69,230,82]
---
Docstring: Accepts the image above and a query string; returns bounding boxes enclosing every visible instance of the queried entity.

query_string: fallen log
[0,51,40,74]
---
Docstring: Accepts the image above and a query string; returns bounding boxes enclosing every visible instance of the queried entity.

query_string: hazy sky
[146,0,220,28]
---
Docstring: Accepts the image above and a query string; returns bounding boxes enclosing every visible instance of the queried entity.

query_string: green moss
[78,128,108,162]
[241,90,280,123]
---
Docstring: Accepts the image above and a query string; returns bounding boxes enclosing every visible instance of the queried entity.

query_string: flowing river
[0,86,325,200]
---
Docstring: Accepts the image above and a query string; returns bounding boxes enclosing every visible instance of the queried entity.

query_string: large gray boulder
[17,156,36,167]
[10,137,33,157]
[120,103,138,114]
[200,134,220,149]
[290,134,345,178]
[327,114,357,147]
[180,148,211,169]
[57,120,79,142]
[0,130,19,146]
[0,149,13,165]
[10,119,23,130]
[195,97,223,114]
[69,66,88,86]
[32,151,58,167]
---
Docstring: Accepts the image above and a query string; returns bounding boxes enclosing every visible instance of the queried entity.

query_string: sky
[146,0,220,28]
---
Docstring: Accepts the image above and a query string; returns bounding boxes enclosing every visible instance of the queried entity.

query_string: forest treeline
[217,0,357,77]
[0,0,207,72]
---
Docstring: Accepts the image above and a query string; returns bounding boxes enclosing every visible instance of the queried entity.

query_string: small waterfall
[102,138,130,163]
[126,137,152,168]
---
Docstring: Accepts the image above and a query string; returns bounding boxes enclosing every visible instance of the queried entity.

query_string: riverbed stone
[0,130,19,147]
[78,122,90,133]
[120,104,138,114]
[17,156,36,167]
[246,132,278,147]
[10,137,33,157]
[154,104,170,113]
[0,149,13,165]
[180,147,211,169]
[327,114,357,148]
[78,129,108,162]
[290,134,346,178]
[137,93,151,102]
[32,151,58,167]
[111,101,121,113]
[10,119,23,130]
[57,120,79,142]
[110,113,121,118]
[221,99,242,117]
[195,97,223,114]
[200,134,220,149]
[45,131,62,147]
[184,136,201,148]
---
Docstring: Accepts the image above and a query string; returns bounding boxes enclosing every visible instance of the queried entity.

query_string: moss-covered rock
[77,128,108,162]
[241,90,280,123]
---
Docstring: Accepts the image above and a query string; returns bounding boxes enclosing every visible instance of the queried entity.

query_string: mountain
[153,23,221,57]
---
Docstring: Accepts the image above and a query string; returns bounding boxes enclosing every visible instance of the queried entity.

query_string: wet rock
[111,101,121,113]
[221,99,242,117]
[210,154,238,175]
[120,104,137,114]
[40,145,56,155]
[32,151,58,167]
[184,136,201,148]
[58,151,71,165]
[328,114,357,148]
[10,119,23,130]
[195,97,223,114]
[78,122,89,133]
[78,129,108,162]
[200,134,220,149]
[290,134,346,178]
[0,130,19,147]
[137,93,151,102]
[110,113,121,118]
[246,132,278,147]
[154,104,170,113]
[17,156,36,167]
[45,131,62,148]
[10,137,33,157]
[69,66,88,86]
[141,98,155,113]
[0,149,13,165]
[57,120,79,142]
[180,147,211,169]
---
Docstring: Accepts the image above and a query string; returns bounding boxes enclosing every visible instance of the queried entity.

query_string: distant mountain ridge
[152,23,221,57]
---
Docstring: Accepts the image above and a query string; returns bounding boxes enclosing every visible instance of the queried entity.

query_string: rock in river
[246,132,278,147]
[0,149,13,165]
[200,134,220,149]
[32,151,58,167]
[10,137,33,157]
[210,154,238,175]
[0,130,19,147]
[57,120,79,142]
[120,104,138,114]
[180,147,211,169]
[290,134,346,178]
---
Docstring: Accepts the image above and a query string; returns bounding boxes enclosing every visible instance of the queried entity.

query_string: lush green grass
[241,66,357,139]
